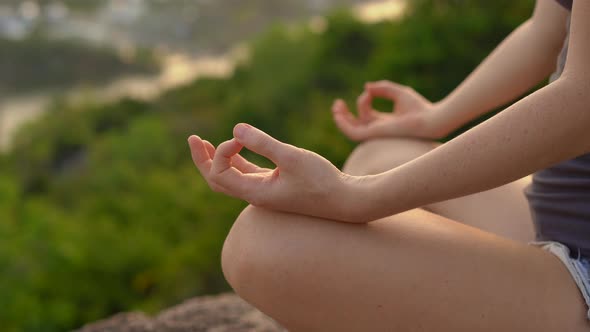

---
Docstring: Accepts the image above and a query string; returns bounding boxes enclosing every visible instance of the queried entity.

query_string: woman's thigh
[343,138,534,242]
[223,206,588,332]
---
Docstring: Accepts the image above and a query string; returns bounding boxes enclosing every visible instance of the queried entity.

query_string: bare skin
[222,206,588,332]
[187,0,590,330]
[217,141,572,331]
[343,138,534,243]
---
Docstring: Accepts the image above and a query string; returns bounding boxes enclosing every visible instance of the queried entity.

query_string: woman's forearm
[429,1,568,137]
[360,77,590,221]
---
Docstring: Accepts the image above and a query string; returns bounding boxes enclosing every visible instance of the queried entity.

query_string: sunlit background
[0,0,407,149]
[0,0,533,331]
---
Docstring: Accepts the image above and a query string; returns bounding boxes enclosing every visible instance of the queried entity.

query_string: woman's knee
[221,205,259,293]
[343,137,438,175]
[220,206,366,318]
[221,205,291,301]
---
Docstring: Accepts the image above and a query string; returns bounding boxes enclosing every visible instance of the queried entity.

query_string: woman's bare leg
[222,206,589,332]
[343,138,534,242]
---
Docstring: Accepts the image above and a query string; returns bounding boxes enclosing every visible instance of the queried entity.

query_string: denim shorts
[532,241,590,320]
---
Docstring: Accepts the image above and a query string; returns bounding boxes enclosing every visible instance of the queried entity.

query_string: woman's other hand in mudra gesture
[332,80,444,141]
[188,124,367,223]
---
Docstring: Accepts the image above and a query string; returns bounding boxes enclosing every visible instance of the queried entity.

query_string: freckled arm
[428,0,568,138]
[356,77,590,221]
[349,0,590,221]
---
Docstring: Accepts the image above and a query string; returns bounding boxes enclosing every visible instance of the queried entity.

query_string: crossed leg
[220,138,589,331]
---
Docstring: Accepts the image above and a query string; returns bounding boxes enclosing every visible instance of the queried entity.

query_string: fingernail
[188,135,200,143]
[234,124,249,139]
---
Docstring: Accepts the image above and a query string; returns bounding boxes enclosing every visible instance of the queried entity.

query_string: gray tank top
[556,0,573,10]
[524,9,590,258]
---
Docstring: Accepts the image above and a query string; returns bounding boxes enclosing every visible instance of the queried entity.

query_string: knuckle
[344,130,361,141]
[348,129,366,141]
[349,133,362,142]
[246,193,264,207]
[210,181,229,194]
[281,148,300,166]
[205,173,220,188]
[209,182,222,192]
[209,172,223,185]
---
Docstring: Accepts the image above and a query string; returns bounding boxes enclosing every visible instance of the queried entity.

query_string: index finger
[207,141,272,202]
[211,138,244,176]
[233,123,298,167]
[365,80,405,100]
[356,91,374,122]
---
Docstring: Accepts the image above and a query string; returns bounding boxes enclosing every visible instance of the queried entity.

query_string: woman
[188,0,590,330]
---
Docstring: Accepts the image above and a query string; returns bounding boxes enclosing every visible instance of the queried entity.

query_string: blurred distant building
[0,4,31,39]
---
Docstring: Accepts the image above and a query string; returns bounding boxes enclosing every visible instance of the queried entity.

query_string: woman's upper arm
[562,0,590,81]
[530,0,569,51]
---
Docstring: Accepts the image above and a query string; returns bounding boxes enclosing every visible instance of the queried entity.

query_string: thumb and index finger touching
[365,80,406,100]
[339,80,406,123]
[191,81,406,175]
[233,123,299,168]
[188,124,293,199]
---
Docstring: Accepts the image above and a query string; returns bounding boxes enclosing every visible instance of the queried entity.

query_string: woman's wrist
[338,173,396,223]
[422,100,455,139]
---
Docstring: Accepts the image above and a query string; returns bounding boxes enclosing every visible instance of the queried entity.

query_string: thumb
[233,123,296,165]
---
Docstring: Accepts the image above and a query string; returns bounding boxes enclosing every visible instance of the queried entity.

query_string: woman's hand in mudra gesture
[188,124,366,222]
[332,80,443,141]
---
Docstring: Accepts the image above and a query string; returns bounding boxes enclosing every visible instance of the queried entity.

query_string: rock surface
[76,293,285,332]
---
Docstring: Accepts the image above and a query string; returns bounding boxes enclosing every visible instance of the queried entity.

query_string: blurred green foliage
[0,37,157,96]
[0,0,534,330]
